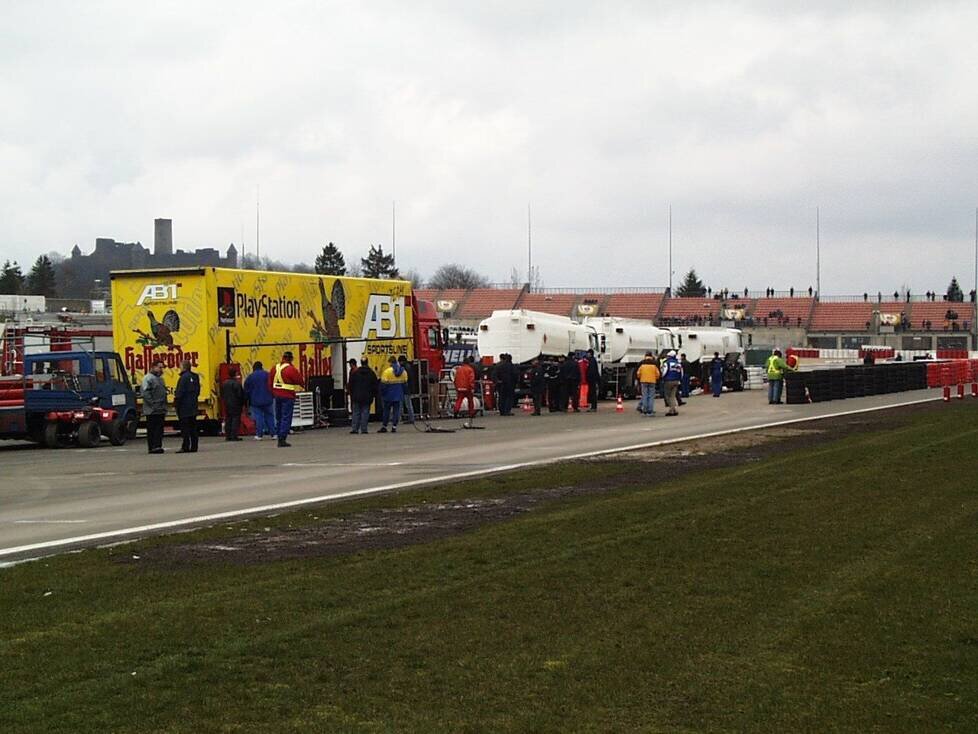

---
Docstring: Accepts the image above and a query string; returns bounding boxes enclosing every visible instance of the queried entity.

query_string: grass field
[2,403,978,732]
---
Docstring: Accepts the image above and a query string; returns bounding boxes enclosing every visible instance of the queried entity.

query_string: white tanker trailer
[476,309,599,364]
[672,327,747,391]
[582,316,678,398]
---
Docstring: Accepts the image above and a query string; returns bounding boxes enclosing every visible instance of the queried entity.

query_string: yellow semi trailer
[110,267,426,428]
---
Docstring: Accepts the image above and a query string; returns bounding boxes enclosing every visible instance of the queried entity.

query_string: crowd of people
[139,347,741,454]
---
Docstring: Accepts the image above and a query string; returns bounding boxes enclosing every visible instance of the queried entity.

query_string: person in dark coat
[495,353,518,416]
[528,359,546,416]
[348,357,378,434]
[220,366,245,441]
[680,353,693,398]
[397,355,416,424]
[173,359,201,453]
[585,349,600,411]
[559,352,581,412]
[544,359,561,412]
[709,351,725,398]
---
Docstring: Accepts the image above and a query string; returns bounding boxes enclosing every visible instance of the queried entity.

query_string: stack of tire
[784,371,808,404]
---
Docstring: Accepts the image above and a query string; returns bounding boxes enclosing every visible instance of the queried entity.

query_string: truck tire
[44,422,67,449]
[78,420,101,448]
[107,418,128,446]
[125,414,138,439]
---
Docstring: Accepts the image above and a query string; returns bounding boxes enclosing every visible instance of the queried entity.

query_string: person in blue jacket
[243,361,275,439]
[709,351,725,398]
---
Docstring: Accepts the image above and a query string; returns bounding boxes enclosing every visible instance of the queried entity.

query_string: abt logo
[360,295,408,338]
[136,283,179,306]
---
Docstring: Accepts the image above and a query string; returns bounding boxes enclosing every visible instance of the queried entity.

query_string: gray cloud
[0,1,976,295]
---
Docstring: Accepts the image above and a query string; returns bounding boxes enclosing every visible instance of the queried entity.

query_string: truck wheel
[201,419,221,437]
[78,420,101,448]
[125,415,138,439]
[44,422,67,449]
[107,418,128,446]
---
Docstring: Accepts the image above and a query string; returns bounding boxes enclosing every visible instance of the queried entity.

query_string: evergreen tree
[360,245,399,279]
[945,276,964,302]
[675,268,707,297]
[314,242,347,275]
[26,255,58,297]
[0,260,25,294]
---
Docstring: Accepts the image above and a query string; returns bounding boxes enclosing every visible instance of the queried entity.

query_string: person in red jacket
[268,350,304,447]
[453,356,477,417]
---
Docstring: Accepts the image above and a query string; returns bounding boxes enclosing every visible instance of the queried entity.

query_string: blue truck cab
[0,351,138,448]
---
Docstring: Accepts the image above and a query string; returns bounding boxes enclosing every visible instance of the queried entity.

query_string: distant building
[58,218,238,297]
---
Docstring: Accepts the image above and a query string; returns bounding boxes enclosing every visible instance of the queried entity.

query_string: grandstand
[416,284,975,350]
[911,301,973,331]
[600,292,666,319]
[515,292,579,317]
[751,297,815,327]
[809,301,907,331]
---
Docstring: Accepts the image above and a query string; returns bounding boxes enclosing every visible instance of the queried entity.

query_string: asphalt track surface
[0,388,945,563]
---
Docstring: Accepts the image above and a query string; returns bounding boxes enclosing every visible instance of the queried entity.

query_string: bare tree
[427,263,489,290]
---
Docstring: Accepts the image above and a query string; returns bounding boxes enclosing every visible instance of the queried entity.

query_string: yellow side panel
[112,268,416,416]
[212,269,415,383]
[111,272,214,403]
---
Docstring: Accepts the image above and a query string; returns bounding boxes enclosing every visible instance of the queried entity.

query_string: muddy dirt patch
[124,401,942,568]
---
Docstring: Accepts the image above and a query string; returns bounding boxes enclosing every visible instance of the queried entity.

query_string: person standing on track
[349,357,377,434]
[709,351,725,398]
[220,366,244,441]
[397,355,416,424]
[495,353,518,416]
[243,361,274,441]
[529,358,546,416]
[269,350,304,447]
[635,352,660,416]
[766,349,794,405]
[379,355,407,432]
[141,359,167,454]
[174,359,201,452]
[680,353,693,399]
[453,356,477,418]
[560,352,581,412]
[585,349,600,412]
[661,350,683,416]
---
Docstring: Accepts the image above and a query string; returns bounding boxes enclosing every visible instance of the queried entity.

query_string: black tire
[44,422,66,449]
[107,418,128,446]
[78,420,101,448]
[125,414,138,439]
[201,419,221,437]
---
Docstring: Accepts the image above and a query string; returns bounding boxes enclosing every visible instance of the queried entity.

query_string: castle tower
[154,218,173,257]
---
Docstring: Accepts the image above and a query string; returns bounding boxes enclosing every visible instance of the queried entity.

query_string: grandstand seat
[657,297,720,325]
[455,289,523,320]
[751,297,814,328]
[602,293,665,319]
[809,301,905,331]
[515,293,579,317]
[911,301,975,331]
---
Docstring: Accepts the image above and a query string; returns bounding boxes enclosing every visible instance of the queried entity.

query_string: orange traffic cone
[521,396,532,413]
[615,395,624,413]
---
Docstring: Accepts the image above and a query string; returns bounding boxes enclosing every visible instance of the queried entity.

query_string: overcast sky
[2,1,976,294]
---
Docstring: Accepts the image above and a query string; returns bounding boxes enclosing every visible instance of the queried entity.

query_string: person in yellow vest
[268,350,304,447]
[635,352,661,416]
[766,349,795,405]
[379,355,408,432]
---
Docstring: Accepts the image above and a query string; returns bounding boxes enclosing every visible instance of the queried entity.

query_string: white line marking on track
[0,395,943,561]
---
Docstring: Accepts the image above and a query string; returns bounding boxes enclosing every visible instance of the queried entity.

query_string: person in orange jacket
[453,355,477,417]
[268,350,304,447]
